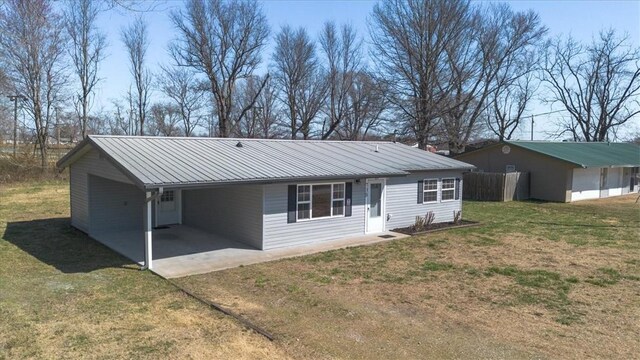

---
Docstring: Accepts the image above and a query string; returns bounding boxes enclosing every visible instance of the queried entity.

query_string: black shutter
[287,185,297,223]
[345,182,353,217]
[455,178,461,200]
[417,180,424,204]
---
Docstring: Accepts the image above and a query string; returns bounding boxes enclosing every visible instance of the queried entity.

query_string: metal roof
[57,135,474,189]
[507,141,640,168]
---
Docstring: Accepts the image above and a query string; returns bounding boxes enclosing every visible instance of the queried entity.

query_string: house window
[297,183,346,220]
[423,179,438,203]
[332,183,345,216]
[161,190,174,202]
[441,178,455,201]
[297,185,311,219]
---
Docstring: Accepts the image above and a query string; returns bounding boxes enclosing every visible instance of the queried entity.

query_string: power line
[530,109,566,117]
[529,109,567,140]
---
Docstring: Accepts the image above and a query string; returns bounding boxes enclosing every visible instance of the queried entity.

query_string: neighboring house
[57,135,474,270]
[455,141,640,202]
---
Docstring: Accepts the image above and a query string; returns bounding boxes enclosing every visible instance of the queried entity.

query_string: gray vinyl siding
[88,175,143,235]
[262,180,366,250]
[182,185,263,249]
[385,171,463,230]
[69,148,134,232]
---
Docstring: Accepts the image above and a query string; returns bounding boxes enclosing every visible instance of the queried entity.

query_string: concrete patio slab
[92,225,409,278]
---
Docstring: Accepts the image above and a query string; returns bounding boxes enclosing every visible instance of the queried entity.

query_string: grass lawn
[2,181,639,359]
[0,181,288,359]
[176,195,640,359]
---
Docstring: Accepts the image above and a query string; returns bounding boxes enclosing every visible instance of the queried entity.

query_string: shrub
[453,210,462,224]
[412,215,426,232]
[424,211,435,228]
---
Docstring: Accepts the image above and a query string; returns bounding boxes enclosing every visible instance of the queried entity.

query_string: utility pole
[55,107,60,145]
[7,94,26,157]
[530,115,534,141]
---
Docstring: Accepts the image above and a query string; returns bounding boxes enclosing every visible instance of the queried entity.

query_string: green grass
[460,199,640,249]
[422,260,455,271]
[485,266,579,324]
[585,268,624,287]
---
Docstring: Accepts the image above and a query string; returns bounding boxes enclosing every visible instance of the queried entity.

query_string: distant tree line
[0,0,638,169]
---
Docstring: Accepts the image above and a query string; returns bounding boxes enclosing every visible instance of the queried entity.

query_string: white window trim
[441,177,456,202]
[296,182,346,222]
[422,178,439,204]
[160,190,174,202]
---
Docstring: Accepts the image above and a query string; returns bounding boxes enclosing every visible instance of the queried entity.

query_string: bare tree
[232,75,281,138]
[64,0,106,139]
[338,71,389,140]
[170,0,269,137]
[110,89,139,135]
[370,0,472,149]
[0,0,67,168]
[148,102,182,136]
[254,75,283,138]
[439,4,545,153]
[296,71,327,139]
[370,0,545,153]
[487,71,537,140]
[157,65,205,136]
[543,30,640,141]
[319,22,363,139]
[272,26,325,139]
[121,17,151,135]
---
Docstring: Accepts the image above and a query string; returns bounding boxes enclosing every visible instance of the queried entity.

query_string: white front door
[156,189,181,226]
[366,180,385,233]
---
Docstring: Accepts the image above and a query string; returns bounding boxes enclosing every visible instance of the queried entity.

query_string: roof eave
[140,165,474,190]
[56,137,92,169]
[141,172,410,190]
[57,136,147,190]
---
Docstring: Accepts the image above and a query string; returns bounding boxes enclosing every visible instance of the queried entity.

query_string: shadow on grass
[518,199,552,204]
[3,217,132,273]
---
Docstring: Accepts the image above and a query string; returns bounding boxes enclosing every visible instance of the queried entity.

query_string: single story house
[57,135,474,270]
[455,141,640,202]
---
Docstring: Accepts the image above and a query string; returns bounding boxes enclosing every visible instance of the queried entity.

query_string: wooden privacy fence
[463,172,530,202]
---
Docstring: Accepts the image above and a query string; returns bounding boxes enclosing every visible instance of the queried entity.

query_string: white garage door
[571,168,601,201]
[607,168,623,196]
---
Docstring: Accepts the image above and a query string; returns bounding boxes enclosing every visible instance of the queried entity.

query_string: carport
[86,175,265,273]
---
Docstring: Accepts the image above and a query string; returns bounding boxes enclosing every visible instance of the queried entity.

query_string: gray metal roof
[58,135,474,189]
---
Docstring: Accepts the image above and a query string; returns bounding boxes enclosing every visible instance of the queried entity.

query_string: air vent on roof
[375,145,379,152]
[236,141,243,148]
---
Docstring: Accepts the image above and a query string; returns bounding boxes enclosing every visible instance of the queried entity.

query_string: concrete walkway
[94,225,409,278]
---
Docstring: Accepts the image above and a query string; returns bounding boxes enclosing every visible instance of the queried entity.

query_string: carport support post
[144,191,153,270]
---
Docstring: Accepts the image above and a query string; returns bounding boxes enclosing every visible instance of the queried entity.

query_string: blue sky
[93,0,640,140]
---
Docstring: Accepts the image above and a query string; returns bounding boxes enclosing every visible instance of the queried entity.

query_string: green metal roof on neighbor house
[505,141,640,168]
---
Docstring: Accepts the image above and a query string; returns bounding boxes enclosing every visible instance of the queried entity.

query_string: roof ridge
[508,140,638,145]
